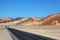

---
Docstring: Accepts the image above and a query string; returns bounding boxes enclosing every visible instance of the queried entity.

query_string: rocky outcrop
[16,17,41,26]
[41,13,60,25]
[0,17,23,23]
[0,13,60,26]
[0,17,13,23]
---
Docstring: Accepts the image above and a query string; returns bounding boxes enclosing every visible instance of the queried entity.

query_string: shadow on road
[7,28,56,40]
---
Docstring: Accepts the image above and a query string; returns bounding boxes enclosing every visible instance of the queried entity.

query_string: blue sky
[0,0,60,18]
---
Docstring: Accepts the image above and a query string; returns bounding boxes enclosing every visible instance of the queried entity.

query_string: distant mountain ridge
[0,17,23,23]
[0,13,60,26]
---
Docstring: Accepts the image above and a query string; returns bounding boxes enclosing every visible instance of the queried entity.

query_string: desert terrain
[0,25,60,40]
[0,13,60,40]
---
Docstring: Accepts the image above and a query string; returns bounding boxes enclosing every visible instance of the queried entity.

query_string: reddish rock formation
[0,13,60,26]
[0,17,13,23]
[0,17,23,23]
[41,13,60,25]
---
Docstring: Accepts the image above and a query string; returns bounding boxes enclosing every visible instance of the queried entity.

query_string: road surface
[7,28,56,40]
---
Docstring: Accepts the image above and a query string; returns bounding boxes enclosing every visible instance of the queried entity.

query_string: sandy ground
[0,26,12,40]
[9,25,60,40]
[0,25,60,40]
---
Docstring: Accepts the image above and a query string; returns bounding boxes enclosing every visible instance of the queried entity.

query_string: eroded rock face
[0,13,60,26]
[0,17,13,23]
[16,17,41,26]
[13,17,24,21]
[0,17,23,23]
[16,13,60,26]
[41,13,60,25]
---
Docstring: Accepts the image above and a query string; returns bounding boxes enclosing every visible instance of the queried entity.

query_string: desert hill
[16,17,41,26]
[41,13,60,25]
[0,13,60,26]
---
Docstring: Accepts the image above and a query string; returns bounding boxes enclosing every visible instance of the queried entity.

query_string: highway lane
[7,28,56,40]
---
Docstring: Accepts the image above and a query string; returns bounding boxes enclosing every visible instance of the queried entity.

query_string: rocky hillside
[0,17,23,23]
[41,13,60,25]
[16,17,41,26]
[0,13,60,26]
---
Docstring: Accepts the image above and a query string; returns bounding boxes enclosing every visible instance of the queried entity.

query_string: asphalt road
[7,28,56,40]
